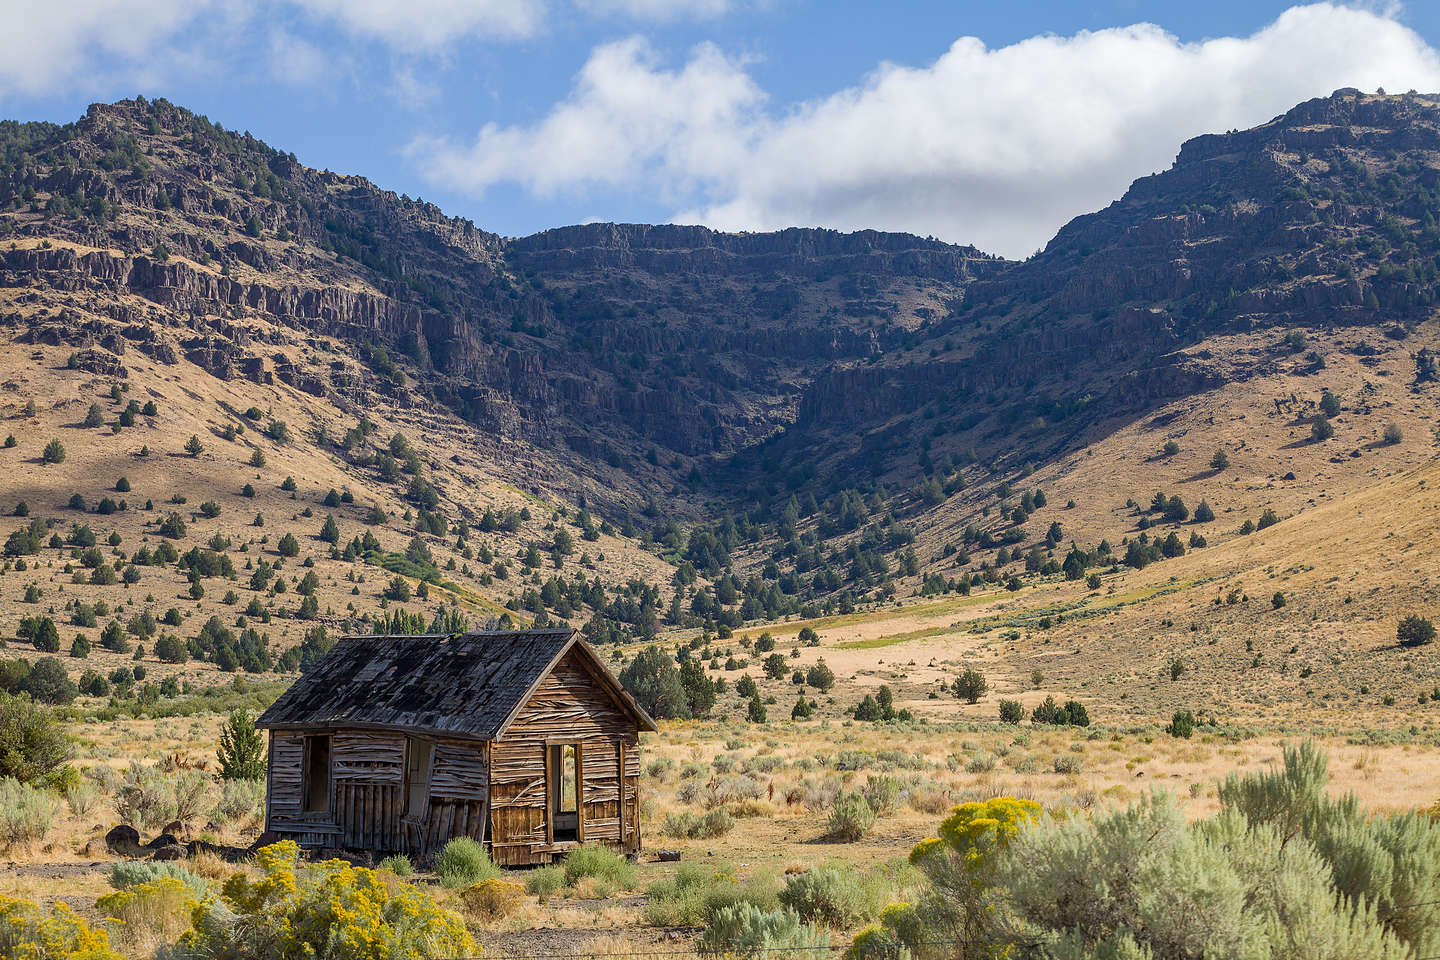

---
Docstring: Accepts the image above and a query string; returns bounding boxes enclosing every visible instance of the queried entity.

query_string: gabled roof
[256,629,656,739]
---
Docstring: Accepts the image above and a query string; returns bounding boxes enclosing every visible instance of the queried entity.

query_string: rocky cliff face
[0,98,1004,488]
[4,90,1440,512]
[757,89,1440,495]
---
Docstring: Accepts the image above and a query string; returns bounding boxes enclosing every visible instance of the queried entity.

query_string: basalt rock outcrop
[4,89,1440,507]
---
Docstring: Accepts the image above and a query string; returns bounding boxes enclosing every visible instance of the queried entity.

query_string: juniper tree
[217,708,266,781]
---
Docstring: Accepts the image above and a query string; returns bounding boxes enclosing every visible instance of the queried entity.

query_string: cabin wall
[266,730,490,856]
[489,652,643,865]
[265,731,344,847]
[416,738,489,854]
[332,731,405,851]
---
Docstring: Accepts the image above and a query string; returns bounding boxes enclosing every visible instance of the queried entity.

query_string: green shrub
[107,860,209,899]
[1397,614,1436,648]
[0,778,59,847]
[702,904,829,955]
[434,836,500,889]
[378,854,414,876]
[216,708,265,781]
[998,699,1024,723]
[1167,709,1196,739]
[0,692,71,783]
[524,864,565,901]
[778,866,884,929]
[562,844,637,890]
[953,667,987,703]
[828,792,876,842]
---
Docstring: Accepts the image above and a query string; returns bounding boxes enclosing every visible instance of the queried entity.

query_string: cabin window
[405,737,433,818]
[549,743,581,841]
[303,735,331,813]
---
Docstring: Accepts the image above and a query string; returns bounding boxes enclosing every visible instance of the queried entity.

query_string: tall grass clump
[644,862,782,927]
[434,836,500,889]
[778,866,889,929]
[524,864,566,901]
[377,854,413,876]
[664,808,734,839]
[211,778,264,827]
[96,876,196,955]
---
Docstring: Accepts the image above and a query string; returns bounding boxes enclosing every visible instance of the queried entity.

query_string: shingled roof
[256,629,656,740]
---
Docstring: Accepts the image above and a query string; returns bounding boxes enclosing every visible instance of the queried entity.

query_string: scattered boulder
[653,849,682,862]
[105,824,144,857]
[151,843,187,862]
[146,832,180,850]
[249,830,281,851]
[161,820,188,840]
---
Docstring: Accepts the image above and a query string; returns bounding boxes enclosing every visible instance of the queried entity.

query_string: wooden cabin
[255,629,657,865]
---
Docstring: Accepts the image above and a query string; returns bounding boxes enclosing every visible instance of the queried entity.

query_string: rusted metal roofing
[257,629,655,739]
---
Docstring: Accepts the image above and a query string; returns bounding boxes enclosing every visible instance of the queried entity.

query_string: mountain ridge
[3,90,1440,629]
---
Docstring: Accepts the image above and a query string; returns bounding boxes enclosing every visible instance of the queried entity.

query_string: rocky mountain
[3,89,1440,616]
[760,88,1440,496]
[0,97,1000,512]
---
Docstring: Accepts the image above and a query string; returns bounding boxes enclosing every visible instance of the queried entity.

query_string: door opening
[549,743,580,841]
[405,737,433,818]
[303,735,331,813]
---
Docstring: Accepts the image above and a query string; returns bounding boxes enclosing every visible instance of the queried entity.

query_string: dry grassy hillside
[0,330,676,694]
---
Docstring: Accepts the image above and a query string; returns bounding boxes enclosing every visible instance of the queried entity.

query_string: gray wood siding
[490,650,641,862]
[268,733,306,817]
[429,738,489,800]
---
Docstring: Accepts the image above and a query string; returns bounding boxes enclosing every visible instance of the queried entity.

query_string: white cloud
[575,0,732,21]
[288,0,547,50]
[408,36,763,203]
[0,0,218,98]
[0,0,738,102]
[409,3,1440,256]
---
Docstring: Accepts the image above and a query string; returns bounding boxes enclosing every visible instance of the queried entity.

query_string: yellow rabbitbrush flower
[896,796,1042,960]
[184,841,475,960]
[910,796,1041,873]
[0,895,124,960]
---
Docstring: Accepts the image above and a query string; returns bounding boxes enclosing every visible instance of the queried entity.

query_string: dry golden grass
[0,338,672,690]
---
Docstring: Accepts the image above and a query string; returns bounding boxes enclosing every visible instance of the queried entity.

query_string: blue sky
[6,1,1440,256]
